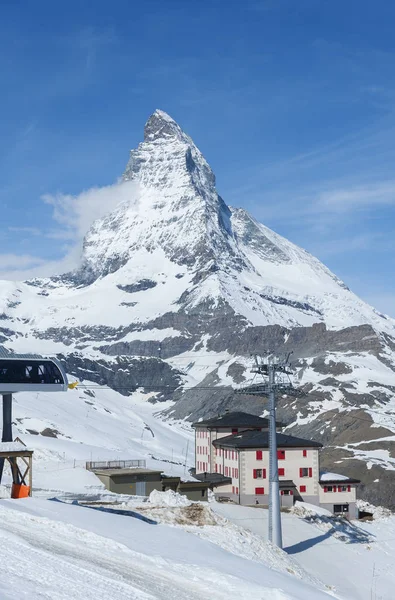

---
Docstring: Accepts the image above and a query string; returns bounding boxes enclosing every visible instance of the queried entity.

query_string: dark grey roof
[192,411,283,429]
[319,478,360,485]
[279,480,297,489]
[194,472,232,486]
[212,429,323,449]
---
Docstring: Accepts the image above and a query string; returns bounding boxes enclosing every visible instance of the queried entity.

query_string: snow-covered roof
[319,472,360,484]
[320,472,349,481]
[0,442,32,453]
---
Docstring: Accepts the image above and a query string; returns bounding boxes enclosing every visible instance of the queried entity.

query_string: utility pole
[235,353,297,549]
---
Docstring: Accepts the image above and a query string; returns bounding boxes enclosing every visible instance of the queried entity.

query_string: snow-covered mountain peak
[144,109,186,142]
[123,109,216,194]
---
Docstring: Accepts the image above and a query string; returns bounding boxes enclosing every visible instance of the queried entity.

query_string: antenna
[235,353,300,549]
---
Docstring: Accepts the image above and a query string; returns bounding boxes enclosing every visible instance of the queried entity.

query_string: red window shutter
[299,468,303,477]
[303,449,307,457]
[280,490,284,495]
[347,485,351,492]
[277,450,285,460]
[290,491,293,496]
[215,464,217,473]
[308,467,312,478]
[324,486,328,492]
[300,485,306,493]
[232,486,235,494]
[333,486,337,492]
[278,468,285,476]
[256,450,263,460]
[235,468,238,478]
[253,469,257,479]
[263,468,266,478]
[255,487,264,495]
[236,487,238,494]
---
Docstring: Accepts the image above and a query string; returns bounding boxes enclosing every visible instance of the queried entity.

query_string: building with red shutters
[192,411,359,518]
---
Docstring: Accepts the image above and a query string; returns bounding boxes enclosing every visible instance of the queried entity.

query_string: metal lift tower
[236,353,298,549]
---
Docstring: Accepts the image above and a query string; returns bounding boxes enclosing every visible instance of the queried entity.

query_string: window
[256,450,263,460]
[255,487,265,495]
[324,486,334,492]
[232,451,234,460]
[300,485,306,493]
[201,490,205,497]
[253,469,266,479]
[338,486,347,492]
[299,467,312,478]
[302,450,307,457]
[277,450,285,460]
[232,428,238,435]
[225,467,228,476]
[282,490,293,496]
[334,504,349,514]
[278,468,285,476]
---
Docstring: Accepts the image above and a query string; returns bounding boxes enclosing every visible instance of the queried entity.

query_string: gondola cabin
[0,355,68,393]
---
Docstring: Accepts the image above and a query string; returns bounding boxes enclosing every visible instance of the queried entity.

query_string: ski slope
[0,498,336,600]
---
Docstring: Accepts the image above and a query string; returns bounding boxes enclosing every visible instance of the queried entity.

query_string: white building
[193,411,359,518]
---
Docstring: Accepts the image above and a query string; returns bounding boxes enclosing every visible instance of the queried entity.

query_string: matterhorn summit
[0,109,395,506]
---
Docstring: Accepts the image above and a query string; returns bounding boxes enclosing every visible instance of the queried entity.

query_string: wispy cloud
[316,181,395,213]
[8,226,41,236]
[0,180,139,280]
[42,179,138,242]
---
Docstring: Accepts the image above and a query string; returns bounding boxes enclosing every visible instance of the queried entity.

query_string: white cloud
[316,181,395,213]
[0,180,139,280]
[42,179,138,241]
[8,226,42,236]
[0,254,46,270]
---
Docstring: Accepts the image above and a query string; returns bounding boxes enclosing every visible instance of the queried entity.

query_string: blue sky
[0,0,394,316]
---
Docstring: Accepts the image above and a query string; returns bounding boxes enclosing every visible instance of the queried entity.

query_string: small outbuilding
[93,468,163,496]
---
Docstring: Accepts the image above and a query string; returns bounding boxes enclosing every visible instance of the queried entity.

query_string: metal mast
[236,353,297,549]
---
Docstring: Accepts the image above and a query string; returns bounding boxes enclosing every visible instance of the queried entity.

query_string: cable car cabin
[0,357,68,393]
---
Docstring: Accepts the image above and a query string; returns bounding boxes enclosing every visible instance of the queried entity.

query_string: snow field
[0,498,336,600]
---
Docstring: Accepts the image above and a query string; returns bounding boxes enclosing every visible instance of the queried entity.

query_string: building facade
[193,412,359,518]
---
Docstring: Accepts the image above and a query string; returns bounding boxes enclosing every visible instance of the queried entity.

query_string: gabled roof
[192,411,283,429]
[212,429,323,449]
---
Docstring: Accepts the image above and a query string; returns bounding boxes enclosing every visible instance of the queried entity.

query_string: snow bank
[291,501,333,518]
[147,489,192,507]
[357,499,392,520]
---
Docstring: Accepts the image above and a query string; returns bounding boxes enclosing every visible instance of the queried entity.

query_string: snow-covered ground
[5,383,196,496]
[0,497,336,600]
[0,378,393,599]
[213,502,395,600]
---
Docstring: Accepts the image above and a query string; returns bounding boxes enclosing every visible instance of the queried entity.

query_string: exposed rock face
[0,109,394,505]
